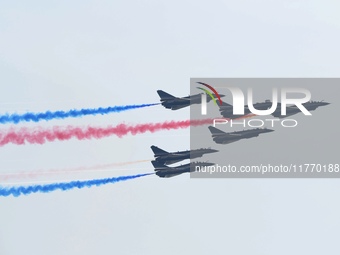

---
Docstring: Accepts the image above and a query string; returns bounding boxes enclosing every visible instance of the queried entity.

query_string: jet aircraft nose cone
[218,94,226,98]
[263,128,274,133]
[322,102,330,106]
[205,148,219,153]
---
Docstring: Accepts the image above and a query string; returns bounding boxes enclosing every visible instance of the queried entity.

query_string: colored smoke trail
[0,103,159,124]
[0,159,151,182]
[0,173,153,197]
[0,119,213,147]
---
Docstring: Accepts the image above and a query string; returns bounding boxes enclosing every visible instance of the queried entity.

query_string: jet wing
[212,135,241,144]
[208,126,243,144]
[168,101,190,110]
[155,169,185,178]
[157,158,188,165]
[271,106,300,118]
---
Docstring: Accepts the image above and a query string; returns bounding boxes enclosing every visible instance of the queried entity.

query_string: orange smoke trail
[0,115,257,182]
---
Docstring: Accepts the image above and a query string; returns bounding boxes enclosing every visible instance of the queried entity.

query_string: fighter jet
[219,99,273,119]
[271,101,330,118]
[157,90,225,110]
[151,145,218,165]
[151,160,215,178]
[208,126,274,144]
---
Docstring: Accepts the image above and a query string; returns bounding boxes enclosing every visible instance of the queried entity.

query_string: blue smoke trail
[0,173,153,197]
[0,103,159,124]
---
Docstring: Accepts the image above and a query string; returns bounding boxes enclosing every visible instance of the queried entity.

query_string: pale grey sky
[1,1,340,254]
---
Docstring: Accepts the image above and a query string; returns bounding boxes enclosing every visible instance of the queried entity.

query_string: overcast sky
[1,1,340,255]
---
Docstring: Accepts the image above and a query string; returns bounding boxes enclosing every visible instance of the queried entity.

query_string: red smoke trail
[0,115,256,147]
[0,119,213,147]
[0,159,151,182]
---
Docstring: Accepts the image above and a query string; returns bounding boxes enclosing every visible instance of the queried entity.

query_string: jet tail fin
[157,90,176,101]
[151,160,169,170]
[220,101,232,107]
[208,126,226,136]
[151,145,168,156]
